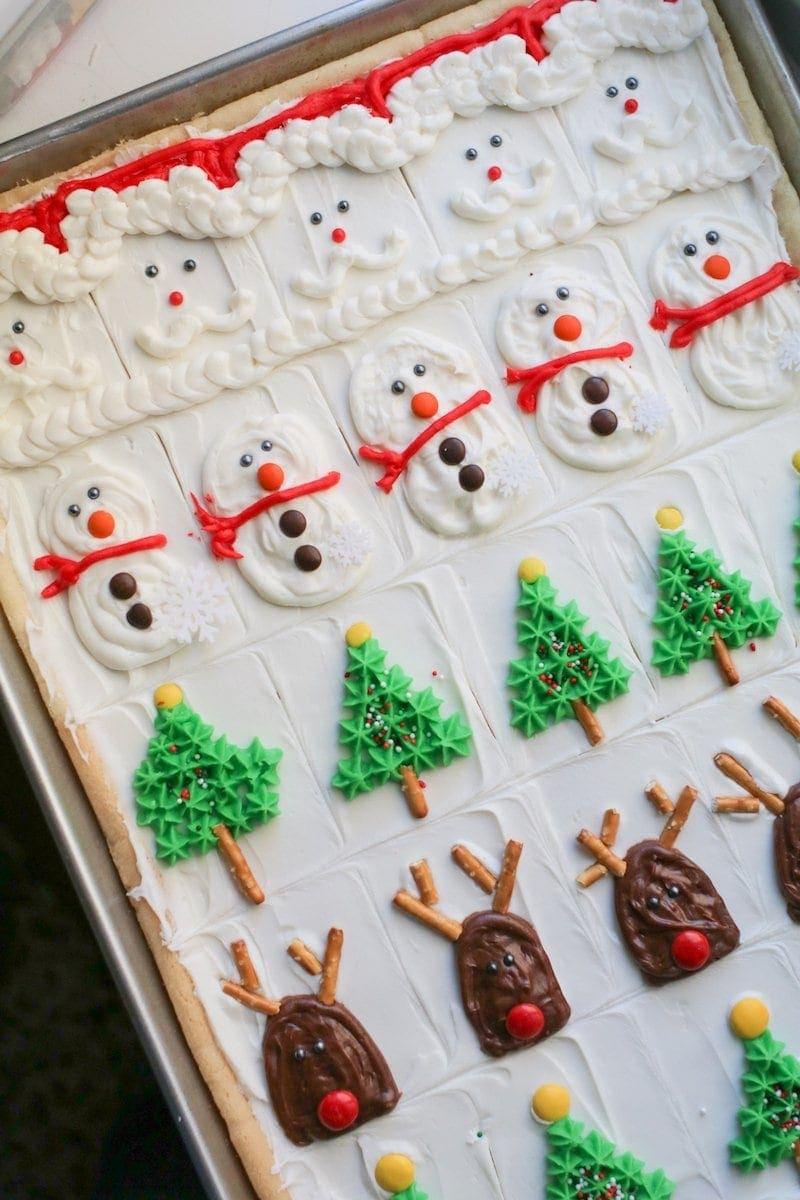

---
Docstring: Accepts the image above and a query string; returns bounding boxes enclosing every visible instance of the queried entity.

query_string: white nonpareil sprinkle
[777,329,800,371]
[325,520,373,566]
[631,391,671,435]
[152,564,234,644]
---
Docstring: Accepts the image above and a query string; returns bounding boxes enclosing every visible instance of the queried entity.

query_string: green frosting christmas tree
[532,1084,675,1200]
[133,683,282,903]
[374,1152,430,1198]
[507,557,632,746]
[331,621,472,818]
[729,997,800,1176]
[651,519,780,687]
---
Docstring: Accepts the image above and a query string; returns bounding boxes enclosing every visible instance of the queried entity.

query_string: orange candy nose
[410,391,439,419]
[704,254,731,280]
[257,461,285,491]
[87,510,116,539]
[553,313,582,342]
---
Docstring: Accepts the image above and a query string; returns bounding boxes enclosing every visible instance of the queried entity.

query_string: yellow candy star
[655,506,683,531]
[531,1083,571,1123]
[345,621,372,648]
[375,1153,415,1192]
[730,996,770,1040]
[153,683,184,710]
[518,556,547,583]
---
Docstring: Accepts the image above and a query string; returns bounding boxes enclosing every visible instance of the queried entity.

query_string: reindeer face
[456,911,570,1057]
[775,783,800,924]
[263,995,400,1146]
[614,839,740,983]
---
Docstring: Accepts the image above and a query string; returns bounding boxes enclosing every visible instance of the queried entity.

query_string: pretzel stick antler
[645,781,674,816]
[221,940,281,1016]
[576,809,621,887]
[763,695,800,742]
[319,928,343,1006]
[493,840,523,914]
[411,859,439,906]
[393,859,463,940]
[451,844,497,894]
[288,939,323,976]
[659,785,697,848]
[714,752,784,816]
[577,827,627,881]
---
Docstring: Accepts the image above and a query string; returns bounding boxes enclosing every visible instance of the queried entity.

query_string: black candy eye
[292,1047,306,1062]
[413,363,426,377]
[87,486,100,500]
[240,453,253,467]
[502,953,515,967]
[68,503,81,517]
[667,884,681,898]
[391,379,405,394]
[183,258,197,272]
[646,895,660,911]
[11,320,24,334]
[625,76,639,90]
[536,303,549,317]
[683,243,698,257]
[606,85,619,98]
[486,961,499,975]
[489,134,502,148]
[310,211,323,225]
[706,230,720,244]
[260,439,273,452]
[313,1040,325,1054]
[556,286,570,300]
[144,264,159,278]
[465,147,478,161]
[337,200,349,213]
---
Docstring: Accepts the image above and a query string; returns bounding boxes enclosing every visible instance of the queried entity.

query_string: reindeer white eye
[683,243,698,257]
[646,895,660,910]
[11,320,24,334]
[413,363,426,377]
[605,85,619,98]
[260,439,273,451]
[87,486,100,500]
[489,134,502,148]
[240,453,254,467]
[310,211,323,225]
[313,1040,325,1054]
[292,1047,306,1062]
[465,147,478,161]
[536,303,549,316]
[391,379,406,394]
[556,286,570,301]
[706,230,720,245]
[667,883,681,898]
[502,953,515,967]
[625,76,639,90]
[486,961,499,975]
[337,200,349,213]
[183,258,197,272]
[68,503,81,517]
[144,264,159,278]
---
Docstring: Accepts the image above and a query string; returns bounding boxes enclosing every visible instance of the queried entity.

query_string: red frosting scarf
[505,342,634,413]
[34,533,168,599]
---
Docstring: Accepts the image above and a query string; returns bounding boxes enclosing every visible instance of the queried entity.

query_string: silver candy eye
[11,320,24,334]
[606,85,619,98]
[556,286,569,300]
[260,440,273,451]
[502,953,515,967]
[667,883,681,898]
[240,453,254,467]
[87,486,100,500]
[413,363,426,377]
[310,211,323,225]
[391,379,405,394]
[183,258,197,272]
[313,1040,325,1054]
[68,503,81,517]
[144,264,159,278]
[646,895,660,911]
[706,230,720,244]
[486,961,498,975]
[489,134,502,148]
[536,303,549,316]
[625,76,639,90]
[683,243,698,257]
[465,147,478,161]
[292,1047,306,1062]
[337,199,349,213]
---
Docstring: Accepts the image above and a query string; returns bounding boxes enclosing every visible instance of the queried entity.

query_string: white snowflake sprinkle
[631,391,670,435]
[324,520,373,567]
[777,329,800,371]
[489,444,538,498]
[152,564,234,645]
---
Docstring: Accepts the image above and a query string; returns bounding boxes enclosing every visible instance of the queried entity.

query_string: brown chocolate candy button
[439,436,466,465]
[459,464,485,492]
[109,571,136,600]
[295,545,322,572]
[126,602,153,629]
[279,509,307,538]
[581,376,609,405]
[590,408,618,436]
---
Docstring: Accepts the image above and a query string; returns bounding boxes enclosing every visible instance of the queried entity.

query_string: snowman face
[649,217,765,306]
[496,270,624,367]
[349,329,482,448]
[40,464,156,559]
[202,414,319,515]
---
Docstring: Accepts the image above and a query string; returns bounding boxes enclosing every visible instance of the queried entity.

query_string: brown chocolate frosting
[614,839,739,983]
[263,995,400,1146]
[456,910,570,1057]
[775,782,800,923]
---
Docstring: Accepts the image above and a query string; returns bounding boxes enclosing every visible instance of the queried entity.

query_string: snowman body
[38,464,180,670]
[649,216,800,409]
[349,329,537,537]
[496,270,671,471]
[201,414,371,607]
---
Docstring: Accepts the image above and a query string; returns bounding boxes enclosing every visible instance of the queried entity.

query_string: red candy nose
[487,165,502,181]
[257,461,285,492]
[505,1002,545,1041]
[553,314,582,342]
[317,1089,359,1132]
[410,391,439,419]
[87,509,116,539]
[624,98,639,114]
[704,254,731,280]
[671,929,710,972]
[168,290,184,307]
[331,227,347,244]
[8,348,24,366]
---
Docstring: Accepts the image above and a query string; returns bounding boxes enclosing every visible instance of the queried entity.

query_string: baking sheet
[0,1,797,1197]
